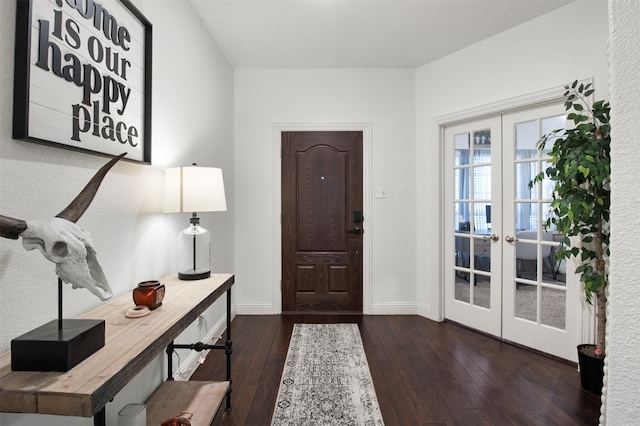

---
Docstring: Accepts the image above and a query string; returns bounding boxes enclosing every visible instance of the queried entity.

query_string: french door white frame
[432,82,597,354]
[444,116,503,337]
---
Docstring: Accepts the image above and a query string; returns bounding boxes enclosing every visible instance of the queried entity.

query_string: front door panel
[282,131,363,313]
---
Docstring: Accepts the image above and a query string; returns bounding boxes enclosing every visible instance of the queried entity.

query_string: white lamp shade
[163,166,227,213]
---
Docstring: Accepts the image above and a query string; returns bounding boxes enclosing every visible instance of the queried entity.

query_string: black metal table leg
[94,407,106,426]
[166,342,175,381]
[162,285,234,413]
[225,287,233,411]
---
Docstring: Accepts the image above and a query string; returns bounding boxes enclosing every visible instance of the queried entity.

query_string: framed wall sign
[13,0,152,164]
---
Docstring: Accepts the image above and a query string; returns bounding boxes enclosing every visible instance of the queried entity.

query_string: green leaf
[578,165,590,177]
[529,81,610,313]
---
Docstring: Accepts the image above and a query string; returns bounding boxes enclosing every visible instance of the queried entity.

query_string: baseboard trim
[234,302,434,317]
[235,302,275,315]
[416,302,432,319]
[370,302,417,315]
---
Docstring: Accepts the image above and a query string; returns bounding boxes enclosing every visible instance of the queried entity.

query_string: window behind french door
[443,103,581,361]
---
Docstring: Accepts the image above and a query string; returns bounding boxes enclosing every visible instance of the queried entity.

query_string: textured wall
[605,0,640,423]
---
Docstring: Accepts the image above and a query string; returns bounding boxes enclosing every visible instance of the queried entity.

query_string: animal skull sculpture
[0,153,125,301]
[20,218,112,300]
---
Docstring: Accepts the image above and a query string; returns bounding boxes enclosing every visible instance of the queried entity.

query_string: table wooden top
[0,273,234,418]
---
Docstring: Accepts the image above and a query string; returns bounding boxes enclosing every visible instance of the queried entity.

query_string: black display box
[11,319,105,372]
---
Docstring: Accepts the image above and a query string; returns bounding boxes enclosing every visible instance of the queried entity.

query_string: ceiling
[190,0,574,69]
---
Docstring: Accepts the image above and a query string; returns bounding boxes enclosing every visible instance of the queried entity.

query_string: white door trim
[434,83,569,127]
[272,123,373,314]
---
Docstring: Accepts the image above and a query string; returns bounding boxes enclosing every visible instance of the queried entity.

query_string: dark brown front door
[281,131,363,313]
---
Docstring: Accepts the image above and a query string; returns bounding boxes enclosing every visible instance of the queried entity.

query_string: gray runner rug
[271,323,385,426]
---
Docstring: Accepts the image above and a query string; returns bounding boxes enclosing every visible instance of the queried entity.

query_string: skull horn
[0,215,28,240]
[0,153,126,240]
[56,153,126,223]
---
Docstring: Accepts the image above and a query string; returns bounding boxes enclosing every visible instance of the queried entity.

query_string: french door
[444,103,581,361]
[445,116,503,337]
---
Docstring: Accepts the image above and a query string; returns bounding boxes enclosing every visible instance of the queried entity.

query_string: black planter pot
[577,344,604,395]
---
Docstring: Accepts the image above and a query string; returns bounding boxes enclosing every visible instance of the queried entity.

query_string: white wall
[233,69,417,314]
[414,0,609,319]
[605,0,640,423]
[0,0,234,424]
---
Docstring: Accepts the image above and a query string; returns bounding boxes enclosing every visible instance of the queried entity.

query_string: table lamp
[163,165,227,280]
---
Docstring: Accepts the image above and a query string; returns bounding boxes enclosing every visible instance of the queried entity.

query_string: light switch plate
[375,186,387,199]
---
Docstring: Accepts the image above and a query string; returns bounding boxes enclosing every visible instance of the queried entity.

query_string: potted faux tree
[532,80,610,394]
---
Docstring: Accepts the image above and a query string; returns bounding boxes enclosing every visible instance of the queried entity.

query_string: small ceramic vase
[132,280,165,310]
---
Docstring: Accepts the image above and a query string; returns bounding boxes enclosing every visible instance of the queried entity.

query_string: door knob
[346,228,362,235]
[505,235,516,243]
[483,234,499,242]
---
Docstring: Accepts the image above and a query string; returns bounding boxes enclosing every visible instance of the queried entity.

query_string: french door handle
[347,228,363,235]
[505,235,516,243]
[483,234,500,242]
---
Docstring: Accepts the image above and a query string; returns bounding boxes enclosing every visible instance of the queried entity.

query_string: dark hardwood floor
[190,315,601,425]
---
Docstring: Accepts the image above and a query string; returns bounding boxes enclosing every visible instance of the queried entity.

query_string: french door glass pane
[515,202,538,232]
[541,166,554,199]
[473,130,491,164]
[515,162,538,199]
[474,276,491,309]
[475,202,491,235]
[539,115,566,157]
[541,286,566,330]
[473,237,491,272]
[515,120,537,160]
[455,133,470,166]
[473,166,491,199]
[455,279,470,303]
[515,283,537,322]
[454,202,471,230]
[454,168,469,200]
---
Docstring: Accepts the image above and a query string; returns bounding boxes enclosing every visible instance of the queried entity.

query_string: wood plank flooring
[190,315,601,425]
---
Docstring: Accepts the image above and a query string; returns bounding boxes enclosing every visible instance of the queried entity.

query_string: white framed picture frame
[13,0,152,164]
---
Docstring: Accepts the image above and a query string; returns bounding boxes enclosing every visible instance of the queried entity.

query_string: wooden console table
[0,273,234,426]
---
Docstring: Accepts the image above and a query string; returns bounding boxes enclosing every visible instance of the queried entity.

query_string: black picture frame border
[12,0,153,164]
